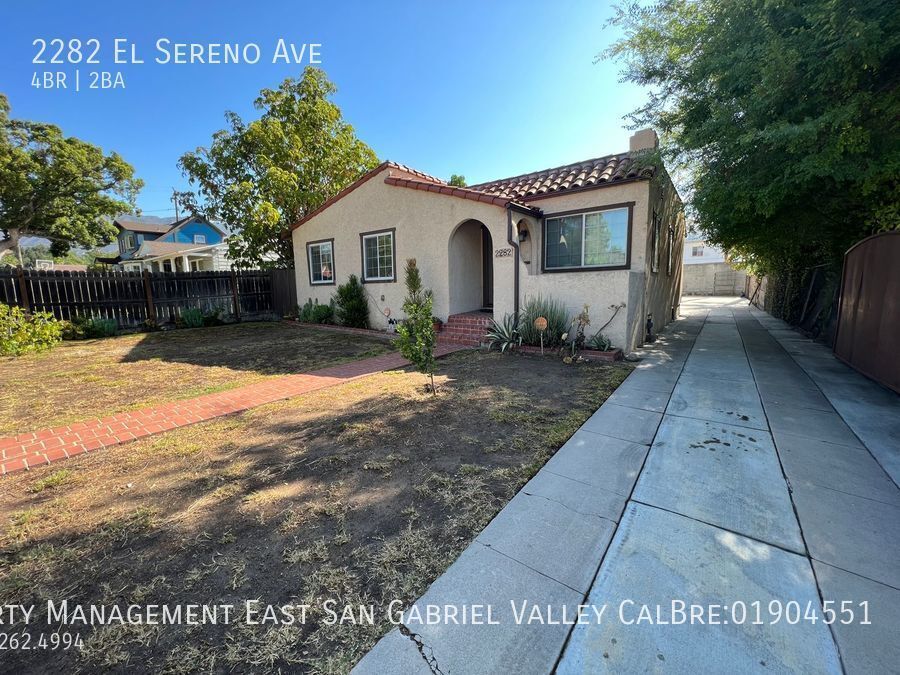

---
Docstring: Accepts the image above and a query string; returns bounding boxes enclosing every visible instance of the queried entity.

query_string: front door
[481,225,493,308]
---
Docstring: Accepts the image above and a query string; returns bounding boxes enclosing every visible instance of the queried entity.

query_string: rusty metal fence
[834,231,900,393]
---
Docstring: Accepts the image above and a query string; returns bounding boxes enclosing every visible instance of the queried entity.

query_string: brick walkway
[0,344,465,476]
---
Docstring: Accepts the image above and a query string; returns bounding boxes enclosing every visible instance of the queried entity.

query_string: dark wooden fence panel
[270,268,298,316]
[0,268,294,328]
[834,231,900,394]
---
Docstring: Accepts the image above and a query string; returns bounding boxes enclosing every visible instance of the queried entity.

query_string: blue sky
[1,1,645,216]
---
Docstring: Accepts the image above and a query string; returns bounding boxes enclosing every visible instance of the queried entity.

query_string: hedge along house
[290,129,685,352]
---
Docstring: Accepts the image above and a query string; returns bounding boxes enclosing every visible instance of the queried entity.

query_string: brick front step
[0,344,468,477]
[438,336,483,347]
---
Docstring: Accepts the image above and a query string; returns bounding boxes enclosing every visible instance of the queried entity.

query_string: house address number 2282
[494,248,513,258]
[31,38,126,90]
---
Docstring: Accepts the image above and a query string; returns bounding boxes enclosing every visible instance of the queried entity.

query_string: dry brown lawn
[0,350,631,673]
[0,322,393,436]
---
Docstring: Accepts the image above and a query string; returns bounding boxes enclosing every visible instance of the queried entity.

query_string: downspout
[506,202,543,323]
[506,207,520,322]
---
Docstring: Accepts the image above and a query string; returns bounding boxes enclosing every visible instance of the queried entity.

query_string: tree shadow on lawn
[0,351,630,674]
[119,321,395,376]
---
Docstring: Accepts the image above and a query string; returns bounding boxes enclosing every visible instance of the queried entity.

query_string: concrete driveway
[355,296,900,674]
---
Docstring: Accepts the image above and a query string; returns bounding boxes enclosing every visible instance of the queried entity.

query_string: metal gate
[834,231,900,393]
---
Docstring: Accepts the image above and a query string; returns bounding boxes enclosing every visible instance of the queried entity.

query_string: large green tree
[0,94,142,261]
[179,67,379,268]
[605,0,900,275]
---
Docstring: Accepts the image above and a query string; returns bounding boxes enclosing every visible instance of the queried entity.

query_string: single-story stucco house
[290,129,685,352]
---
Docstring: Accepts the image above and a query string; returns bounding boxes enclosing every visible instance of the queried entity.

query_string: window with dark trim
[361,230,395,282]
[307,240,335,285]
[543,206,630,270]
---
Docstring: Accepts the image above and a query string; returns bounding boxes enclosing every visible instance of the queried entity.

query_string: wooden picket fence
[0,268,297,328]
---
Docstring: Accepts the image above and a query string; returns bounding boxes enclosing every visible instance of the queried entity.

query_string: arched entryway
[448,219,493,315]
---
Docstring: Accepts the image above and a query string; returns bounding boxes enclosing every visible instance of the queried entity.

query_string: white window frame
[361,230,395,282]
[307,239,335,285]
[193,234,207,244]
[692,245,704,257]
[190,260,203,271]
[543,206,631,271]
[123,233,136,250]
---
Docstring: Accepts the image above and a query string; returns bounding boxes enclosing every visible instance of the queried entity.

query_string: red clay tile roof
[289,154,650,232]
[383,176,534,209]
[468,153,654,201]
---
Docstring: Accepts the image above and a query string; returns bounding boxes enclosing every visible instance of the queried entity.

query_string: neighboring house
[682,234,746,296]
[97,215,232,272]
[291,129,685,352]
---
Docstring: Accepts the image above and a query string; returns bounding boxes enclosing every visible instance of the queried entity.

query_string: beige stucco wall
[291,167,511,329]
[517,180,652,351]
[292,167,686,352]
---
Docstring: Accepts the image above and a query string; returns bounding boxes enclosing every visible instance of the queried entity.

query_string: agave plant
[485,313,522,352]
[587,331,613,351]
[518,295,569,347]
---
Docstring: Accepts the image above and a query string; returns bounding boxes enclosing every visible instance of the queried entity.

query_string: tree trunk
[0,229,21,262]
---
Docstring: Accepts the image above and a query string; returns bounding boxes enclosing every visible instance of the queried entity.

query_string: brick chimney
[629,128,659,152]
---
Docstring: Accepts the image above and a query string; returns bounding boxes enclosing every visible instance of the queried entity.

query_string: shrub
[396,259,437,393]
[298,298,335,324]
[202,306,227,327]
[0,304,63,356]
[64,315,118,339]
[518,295,569,347]
[334,275,369,328]
[485,314,521,353]
[85,318,118,338]
[179,308,204,328]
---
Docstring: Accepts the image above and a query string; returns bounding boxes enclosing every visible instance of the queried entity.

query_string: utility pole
[172,188,180,221]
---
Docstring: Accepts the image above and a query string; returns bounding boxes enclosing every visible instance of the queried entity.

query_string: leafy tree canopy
[0,94,142,260]
[0,243,102,269]
[179,67,379,268]
[606,0,900,274]
[449,174,467,187]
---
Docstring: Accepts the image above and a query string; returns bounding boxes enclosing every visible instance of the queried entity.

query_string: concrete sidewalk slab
[813,561,900,675]
[353,543,582,675]
[667,376,767,430]
[605,384,671,413]
[542,429,648,497]
[681,356,753,383]
[557,503,841,675]
[476,470,618,593]
[767,406,864,448]
[619,369,681,394]
[791,482,900,589]
[633,415,804,552]
[755,381,833,412]
[581,403,662,446]
[776,431,900,506]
